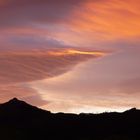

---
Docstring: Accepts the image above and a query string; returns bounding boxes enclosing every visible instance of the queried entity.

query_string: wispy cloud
[0,48,105,105]
[0,49,105,84]
[1,0,140,49]
[0,0,140,113]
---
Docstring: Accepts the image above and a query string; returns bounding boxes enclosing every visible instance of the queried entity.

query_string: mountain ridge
[0,98,139,115]
[0,98,140,140]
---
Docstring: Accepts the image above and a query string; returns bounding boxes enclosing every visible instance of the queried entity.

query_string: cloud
[0,0,86,50]
[51,0,140,47]
[31,48,140,113]
[1,0,139,50]
[0,48,105,106]
[71,0,140,38]
[0,0,83,28]
[0,48,105,85]
[0,0,139,113]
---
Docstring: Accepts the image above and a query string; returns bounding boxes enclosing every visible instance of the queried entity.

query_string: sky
[0,0,140,113]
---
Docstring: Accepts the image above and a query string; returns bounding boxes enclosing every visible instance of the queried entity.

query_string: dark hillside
[0,98,139,140]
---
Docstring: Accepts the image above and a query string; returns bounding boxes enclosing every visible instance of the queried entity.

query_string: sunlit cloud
[30,48,140,113]
[0,0,140,113]
[74,0,140,38]
[0,48,105,107]
[0,48,105,84]
[48,49,106,56]
[52,0,140,47]
[1,0,140,49]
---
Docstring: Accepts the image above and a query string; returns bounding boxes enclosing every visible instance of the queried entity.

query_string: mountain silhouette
[0,98,45,112]
[0,98,140,140]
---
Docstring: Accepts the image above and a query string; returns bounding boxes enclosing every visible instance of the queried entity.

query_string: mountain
[0,98,51,119]
[0,98,140,140]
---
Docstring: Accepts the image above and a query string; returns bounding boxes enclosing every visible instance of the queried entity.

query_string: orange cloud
[52,0,140,46]
[72,0,140,38]
[0,48,105,85]
[48,49,106,56]
[0,48,106,107]
[1,0,139,49]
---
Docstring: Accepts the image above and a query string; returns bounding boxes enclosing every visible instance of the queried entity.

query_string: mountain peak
[0,98,51,114]
[0,98,51,119]
[0,97,35,111]
[6,97,26,105]
[9,97,20,103]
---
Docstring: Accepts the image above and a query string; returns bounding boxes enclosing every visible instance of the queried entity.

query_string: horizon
[0,97,138,114]
[0,0,140,113]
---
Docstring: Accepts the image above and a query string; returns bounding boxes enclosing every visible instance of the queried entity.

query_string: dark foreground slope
[0,98,140,140]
